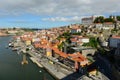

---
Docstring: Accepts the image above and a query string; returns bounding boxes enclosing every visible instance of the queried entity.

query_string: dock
[27,51,73,80]
[30,57,43,68]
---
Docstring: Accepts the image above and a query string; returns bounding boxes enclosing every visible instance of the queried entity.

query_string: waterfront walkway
[28,51,73,79]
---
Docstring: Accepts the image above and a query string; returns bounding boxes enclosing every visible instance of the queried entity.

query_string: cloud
[42,15,106,22]
[42,16,82,22]
[0,0,120,16]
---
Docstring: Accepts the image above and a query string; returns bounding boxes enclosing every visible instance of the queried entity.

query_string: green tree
[117,16,120,21]
[57,31,71,43]
[82,37,99,48]
[104,18,114,23]
[26,48,29,51]
[94,16,104,23]
[94,16,116,23]
[62,31,71,38]
[72,32,81,35]
[58,42,64,50]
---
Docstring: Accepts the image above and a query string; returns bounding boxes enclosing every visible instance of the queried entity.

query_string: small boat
[8,43,14,47]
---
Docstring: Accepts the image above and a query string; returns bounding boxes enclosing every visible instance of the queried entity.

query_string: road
[94,54,114,80]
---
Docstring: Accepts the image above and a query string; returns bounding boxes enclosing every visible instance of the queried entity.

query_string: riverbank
[0,33,15,37]
[0,36,55,80]
[0,32,8,36]
[11,38,74,80]
[27,51,71,80]
[30,57,43,68]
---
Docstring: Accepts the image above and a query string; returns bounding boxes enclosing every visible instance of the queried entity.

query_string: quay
[30,57,43,68]
[27,51,73,80]
[11,40,74,80]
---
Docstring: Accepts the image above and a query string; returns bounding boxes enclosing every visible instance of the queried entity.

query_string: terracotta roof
[34,43,40,48]
[70,38,77,42]
[21,37,32,41]
[52,47,68,58]
[95,23,102,24]
[104,22,113,24]
[112,35,120,39]
[34,43,49,49]
[68,52,86,62]
[34,40,87,63]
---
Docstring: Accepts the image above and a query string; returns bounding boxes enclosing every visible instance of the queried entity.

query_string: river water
[0,36,55,80]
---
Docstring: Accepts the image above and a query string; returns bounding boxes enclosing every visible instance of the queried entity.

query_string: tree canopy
[104,18,115,23]
[94,16,104,23]
[82,37,99,48]
[117,16,120,21]
[94,16,115,23]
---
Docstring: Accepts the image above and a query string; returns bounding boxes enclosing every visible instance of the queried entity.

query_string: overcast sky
[0,0,120,28]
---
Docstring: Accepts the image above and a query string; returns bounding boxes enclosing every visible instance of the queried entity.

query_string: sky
[0,0,120,29]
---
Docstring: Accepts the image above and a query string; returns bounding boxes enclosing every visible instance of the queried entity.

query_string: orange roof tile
[112,35,120,39]
[52,47,68,58]
[68,52,86,62]
[34,41,86,62]
[104,22,113,24]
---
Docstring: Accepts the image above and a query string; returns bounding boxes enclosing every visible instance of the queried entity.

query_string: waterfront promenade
[14,39,75,80]
[28,50,74,80]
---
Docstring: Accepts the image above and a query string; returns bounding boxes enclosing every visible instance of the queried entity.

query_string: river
[0,36,55,80]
